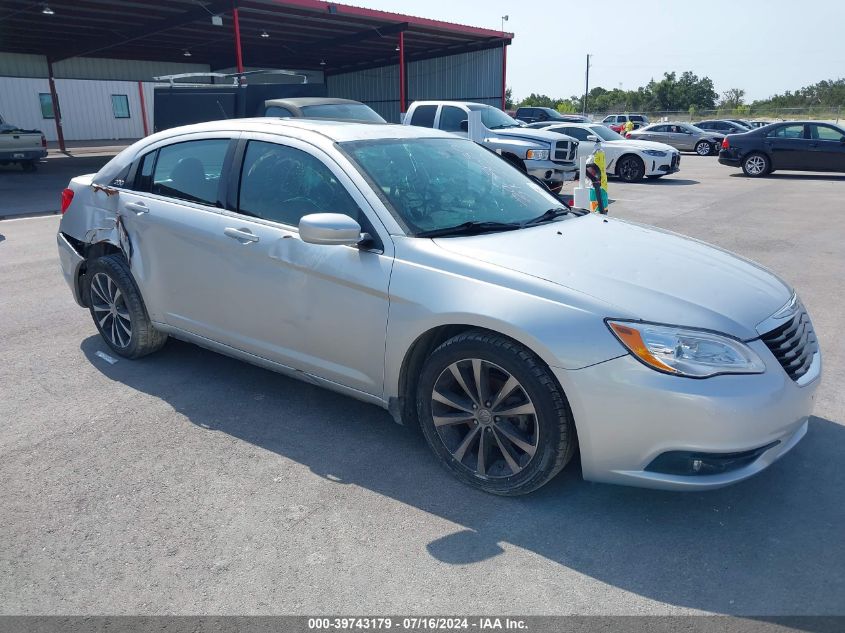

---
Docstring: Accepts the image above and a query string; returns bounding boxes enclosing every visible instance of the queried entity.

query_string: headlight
[607,320,765,378]
[525,148,550,161]
[642,149,667,157]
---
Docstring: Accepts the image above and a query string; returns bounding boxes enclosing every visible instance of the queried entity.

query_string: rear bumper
[57,232,86,308]
[0,149,47,161]
[719,149,742,166]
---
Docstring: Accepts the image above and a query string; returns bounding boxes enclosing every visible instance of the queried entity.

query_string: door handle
[224,227,260,243]
[125,201,148,215]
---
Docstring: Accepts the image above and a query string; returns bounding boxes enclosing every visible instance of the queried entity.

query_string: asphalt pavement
[1,155,843,616]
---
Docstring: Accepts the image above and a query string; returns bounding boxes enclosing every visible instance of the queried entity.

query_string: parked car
[515,107,590,124]
[263,97,386,123]
[695,119,751,135]
[526,117,593,129]
[601,114,649,133]
[0,114,47,171]
[628,122,724,155]
[57,118,820,495]
[747,120,773,129]
[719,121,845,177]
[540,123,680,182]
[404,100,578,191]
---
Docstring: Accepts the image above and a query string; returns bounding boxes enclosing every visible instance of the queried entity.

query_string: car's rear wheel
[86,254,167,359]
[741,152,770,177]
[695,140,712,156]
[416,330,576,496]
[617,155,645,182]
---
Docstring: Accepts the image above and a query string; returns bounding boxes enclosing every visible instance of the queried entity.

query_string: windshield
[467,105,520,130]
[342,137,567,236]
[590,125,624,141]
[299,103,386,123]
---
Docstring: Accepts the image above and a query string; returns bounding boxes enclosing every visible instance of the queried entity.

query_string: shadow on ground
[82,336,845,615]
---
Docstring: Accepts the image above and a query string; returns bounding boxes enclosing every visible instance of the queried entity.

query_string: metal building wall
[0,76,154,141]
[0,52,210,79]
[326,64,400,123]
[327,47,504,123]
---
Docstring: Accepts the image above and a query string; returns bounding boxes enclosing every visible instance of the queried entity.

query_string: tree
[556,101,576,114]
[504,87,515,110]
[720,88,746,109]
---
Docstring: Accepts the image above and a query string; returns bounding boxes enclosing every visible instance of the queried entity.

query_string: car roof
[544,122,598,129]
[94,118,456,184]
[264,97,365,108]
[410,100,488,108]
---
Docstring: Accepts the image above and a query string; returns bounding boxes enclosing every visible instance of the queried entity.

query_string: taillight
[60,188,74,214]
[721,137,730,150]
[41,134,47,148]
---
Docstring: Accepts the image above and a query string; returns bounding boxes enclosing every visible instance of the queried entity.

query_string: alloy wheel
[90,272,132,348]
[745,155,766,175]
[431,358,539,478]
[696,141,711,156]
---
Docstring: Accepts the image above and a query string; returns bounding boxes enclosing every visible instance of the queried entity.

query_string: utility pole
[582,54,591,115]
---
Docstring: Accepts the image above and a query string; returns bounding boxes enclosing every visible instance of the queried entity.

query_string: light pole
[583,54,591,115]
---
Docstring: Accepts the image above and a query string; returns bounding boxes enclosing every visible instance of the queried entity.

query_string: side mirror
[459,120,468,132]
[299,213,362,246]
[586,135,599,142]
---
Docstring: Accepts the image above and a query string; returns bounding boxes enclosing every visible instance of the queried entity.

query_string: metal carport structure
[0,0,513,148]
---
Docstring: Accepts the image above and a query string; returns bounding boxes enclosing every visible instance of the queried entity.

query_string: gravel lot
[1,155,843,616]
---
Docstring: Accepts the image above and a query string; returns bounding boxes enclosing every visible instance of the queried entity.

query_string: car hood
[432,215,792,339]
[489,126,573,143]
[604,139,677,152]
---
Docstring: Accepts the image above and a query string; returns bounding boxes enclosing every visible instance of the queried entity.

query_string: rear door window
[409,105,437,128]
[152,139,230,205]
[809,124,844,141]
[438,106,467,132]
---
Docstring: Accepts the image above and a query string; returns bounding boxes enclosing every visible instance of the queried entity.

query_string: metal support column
[137,81,150,136]
[46,59,65,152]
[232,3,245,77]
[399,31,406,114]
[501,42,508,111]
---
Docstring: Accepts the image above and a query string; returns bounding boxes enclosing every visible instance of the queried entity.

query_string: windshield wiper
[521,207,571,227]
[416,220,522,238]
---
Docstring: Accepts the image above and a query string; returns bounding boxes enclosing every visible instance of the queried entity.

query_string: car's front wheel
[86,254,167,359]
[741,152,770,177]
[416,330,576,496]
[695,140,712,156]
[616,155,645,182]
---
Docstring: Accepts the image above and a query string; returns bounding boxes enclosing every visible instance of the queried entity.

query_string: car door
[807,123,845,171]
[643,125,671,146]
[116,134,236,339]
[209,134,393,396]
[764,124,809,170]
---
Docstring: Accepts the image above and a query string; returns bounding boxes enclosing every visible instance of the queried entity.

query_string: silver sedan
[56,119,820,495]
[628,122,725,155]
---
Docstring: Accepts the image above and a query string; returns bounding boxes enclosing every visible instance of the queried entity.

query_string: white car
[541,123,680,182]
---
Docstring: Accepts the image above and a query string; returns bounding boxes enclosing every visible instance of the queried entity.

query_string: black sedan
[719,121,845,177]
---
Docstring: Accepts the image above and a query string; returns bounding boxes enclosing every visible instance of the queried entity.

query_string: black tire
[694,140,712,156]
[741,152,770,177]
[616,154,645,182]
[416,330,576,496]
[86,254,167,359]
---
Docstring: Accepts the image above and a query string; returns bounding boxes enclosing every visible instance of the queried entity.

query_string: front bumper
[526,159,578,188]
[554,339,820,490]
[57,232,86,308]
[643,152,681,176]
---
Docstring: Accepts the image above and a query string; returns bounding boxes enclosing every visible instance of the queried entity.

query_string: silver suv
[57,118,820,495]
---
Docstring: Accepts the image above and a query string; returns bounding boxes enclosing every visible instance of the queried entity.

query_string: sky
[345,0,845,103]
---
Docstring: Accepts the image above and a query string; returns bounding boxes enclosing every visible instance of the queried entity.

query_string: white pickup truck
[0,114,47,171]
[403,101,578,191]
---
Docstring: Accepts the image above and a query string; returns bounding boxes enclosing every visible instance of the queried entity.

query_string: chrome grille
[759,307,818,381]
[554,140,577,162]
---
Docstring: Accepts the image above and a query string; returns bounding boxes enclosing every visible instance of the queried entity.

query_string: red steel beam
[233,4,245,75]
[501,42,507,111]
[137,81,150,137]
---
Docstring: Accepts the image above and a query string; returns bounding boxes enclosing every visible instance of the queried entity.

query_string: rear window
[151,139,230,206]
[299,103,385,123]
[409,105,437,128]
